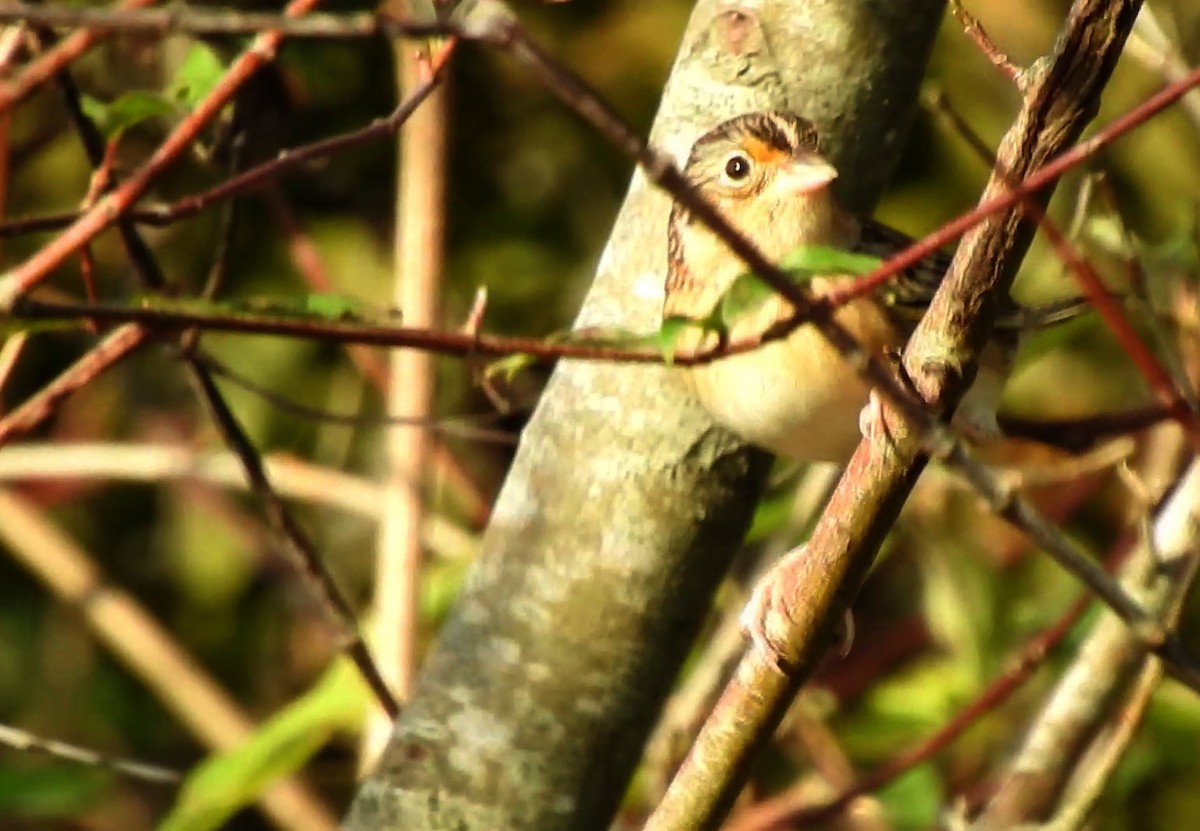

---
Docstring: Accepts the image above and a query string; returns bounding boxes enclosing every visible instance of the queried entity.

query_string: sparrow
[664,110,1076,462]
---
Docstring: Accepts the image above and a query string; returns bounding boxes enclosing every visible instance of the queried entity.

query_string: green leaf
[780,243,883,277]
[161,294,377,322]
[169,42,227,110]
[713,244,882,328]
[656,316,694,364]
[158,659,368,831]
[132,293,376,322]
[718,272,777,326]
[81,91,177,139]
[0,317,91,336]
[876,764,943,830]
[484,353,538,383]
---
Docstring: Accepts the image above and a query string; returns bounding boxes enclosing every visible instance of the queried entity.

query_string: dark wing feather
[853,218,1092,331]
[853,218,951,317]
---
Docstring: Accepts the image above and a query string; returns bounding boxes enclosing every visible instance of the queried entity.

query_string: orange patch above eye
[743,137,788,165]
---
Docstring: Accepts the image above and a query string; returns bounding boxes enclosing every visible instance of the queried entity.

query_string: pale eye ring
[723,153,752,182]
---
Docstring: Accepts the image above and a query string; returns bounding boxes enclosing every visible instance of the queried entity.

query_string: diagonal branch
[647,1,1163,828]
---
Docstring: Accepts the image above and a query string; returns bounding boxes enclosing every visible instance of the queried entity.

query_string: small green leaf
[484,353,538,383]
[0,317,91,336]
[780,243,883,277]
[712,244,882,328]
[159,660,368,831]
[82,91,177,139]
[79,95,108,130]
[236,294,375,322]
[718,272,776,326]
[656,316,694,364]
[876,764,943,829]
[169,42,227,110]
[554,326,658,350]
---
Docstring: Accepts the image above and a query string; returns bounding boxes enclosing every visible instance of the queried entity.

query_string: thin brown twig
[363,35,450,764]
[0,5,390,39]
[0,722,182,785]
[0,0,159,119]
[197,352,515,442]
[5,295,1177,445]
[0,0,332,306]
[189,365,402,715]
[949,0,1023,86]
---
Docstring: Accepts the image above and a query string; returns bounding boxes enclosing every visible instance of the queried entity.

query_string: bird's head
[681,111,839,247]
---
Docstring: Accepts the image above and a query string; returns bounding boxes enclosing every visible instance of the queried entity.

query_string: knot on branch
[695,6,780,87]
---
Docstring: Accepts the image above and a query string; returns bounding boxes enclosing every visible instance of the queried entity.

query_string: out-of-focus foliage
[1,1,1199,829]
[159,659,368,831]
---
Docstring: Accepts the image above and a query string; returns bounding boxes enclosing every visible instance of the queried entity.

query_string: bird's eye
[723,153,752,182]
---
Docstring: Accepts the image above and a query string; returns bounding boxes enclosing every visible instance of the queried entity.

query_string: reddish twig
[0,0,329,306]
[0,5,387,39]
[0,0,159,118]
[0,56,445,243]
[0,325,152,446]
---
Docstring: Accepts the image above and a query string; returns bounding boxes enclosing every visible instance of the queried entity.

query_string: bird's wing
[853,218,951,318]
[853,218,1093,332]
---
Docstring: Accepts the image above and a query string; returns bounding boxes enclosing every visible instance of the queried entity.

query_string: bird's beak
[774,153,838,196]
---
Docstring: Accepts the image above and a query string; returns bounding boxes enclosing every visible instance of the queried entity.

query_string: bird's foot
[859,389,899,450]
[739,546,806,674]
[740,544,854,672]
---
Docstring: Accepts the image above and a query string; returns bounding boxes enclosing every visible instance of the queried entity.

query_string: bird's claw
[834,608,855,657]
[739,545,855,672]
[740,567,792,674]
[859,389,898,451]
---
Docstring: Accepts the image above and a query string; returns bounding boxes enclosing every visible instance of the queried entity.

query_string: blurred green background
[1,1,1199,828]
